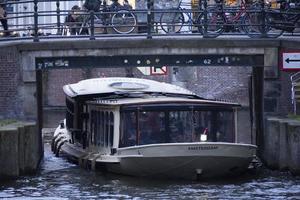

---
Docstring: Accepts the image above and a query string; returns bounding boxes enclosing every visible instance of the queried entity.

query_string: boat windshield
[119,107,235,147]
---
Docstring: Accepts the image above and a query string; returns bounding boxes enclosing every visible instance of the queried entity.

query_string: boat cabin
[65,97,238,153]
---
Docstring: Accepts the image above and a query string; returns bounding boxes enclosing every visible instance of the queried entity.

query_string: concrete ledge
[264,117,300,175]
[0,127,19,178]
[5,37,281,52]
[0,121,42,179]
[287,122,300,175]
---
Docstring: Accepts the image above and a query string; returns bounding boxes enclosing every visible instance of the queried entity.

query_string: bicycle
[263,1,300,37]
[159,0,203,34]
[197,0,263,38]
[242,2,285,38]
[241,0,300,38]
[66,5,137,35]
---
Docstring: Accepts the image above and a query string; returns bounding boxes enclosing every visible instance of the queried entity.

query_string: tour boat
[52,77,257,180]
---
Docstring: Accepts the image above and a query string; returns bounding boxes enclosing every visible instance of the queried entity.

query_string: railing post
[103,0,108,34]
[203,0,208,38]
[198,0,202,10]
[56,0,61,35]
[90,10,95,40]
[147,0,153,39]
[33,0,39,42]
[260,0,266,37]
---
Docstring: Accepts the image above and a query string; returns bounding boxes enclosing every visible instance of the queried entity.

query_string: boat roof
[87,96,240,107]
[63,77,198,98]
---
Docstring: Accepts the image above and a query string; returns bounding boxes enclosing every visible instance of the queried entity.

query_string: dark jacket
[83,0,101,11]
[0,0,6,8]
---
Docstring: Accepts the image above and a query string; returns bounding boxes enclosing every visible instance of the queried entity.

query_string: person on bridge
[0,0,9,37]
[64,5,83,35]
[123,0,132,10]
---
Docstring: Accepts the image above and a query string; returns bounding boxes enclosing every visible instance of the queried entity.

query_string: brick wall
[44,69,84,106]
[187,66,252,106]
[0,47,21,119]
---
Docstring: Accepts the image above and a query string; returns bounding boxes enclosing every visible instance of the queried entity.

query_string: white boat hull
[109,143,256,179]
[60,142,257,180]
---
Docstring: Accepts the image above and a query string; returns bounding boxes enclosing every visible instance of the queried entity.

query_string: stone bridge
[0,37,299,153]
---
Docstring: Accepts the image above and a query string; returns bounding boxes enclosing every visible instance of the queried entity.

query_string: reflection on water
[1,144,300,200]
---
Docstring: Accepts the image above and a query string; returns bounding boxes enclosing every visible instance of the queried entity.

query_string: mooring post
[36,69,43,157]
[248,75,254,145]
[253,66,264,157]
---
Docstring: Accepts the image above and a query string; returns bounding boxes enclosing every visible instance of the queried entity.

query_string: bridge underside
[26,38,271,155]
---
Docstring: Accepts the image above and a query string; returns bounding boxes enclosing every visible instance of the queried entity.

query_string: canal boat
[52,77,257,180]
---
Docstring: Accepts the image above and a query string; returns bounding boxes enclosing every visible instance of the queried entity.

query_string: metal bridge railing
[0,0,299,42]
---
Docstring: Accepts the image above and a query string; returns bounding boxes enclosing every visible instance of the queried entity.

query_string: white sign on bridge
[281,51,300,71]
[137,66,168,75]
[150,66,167,75]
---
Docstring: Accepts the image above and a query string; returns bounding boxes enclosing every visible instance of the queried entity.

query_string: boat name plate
[188,146,218,150]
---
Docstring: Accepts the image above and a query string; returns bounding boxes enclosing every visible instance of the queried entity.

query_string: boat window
[193,111,234,142]
[169,111,193,143]
[90,110,115,148]
[98,111,101,145]
[105,111,109,147]
[65,98,74,129]
[109,112,114,147]
[90,110,96,145]
[100,111,104,146]
[139,111,166,145]
[119,106,235,147]
[119,112,137,147]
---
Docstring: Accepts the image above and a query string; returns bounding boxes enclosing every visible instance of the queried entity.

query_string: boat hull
[60,142,256,180]
[108,143,257,179]
[108,156,253,180]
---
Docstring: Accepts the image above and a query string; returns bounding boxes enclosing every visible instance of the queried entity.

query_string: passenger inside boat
[139,111,165,145]
[120,112,137,147]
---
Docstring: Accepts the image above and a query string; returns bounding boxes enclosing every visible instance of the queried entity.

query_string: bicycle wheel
[160,11,184,33]
[242,12,265,38]
[243,11,284,38]
[264,11,284,38]
[197,11,225,37]
[93,15,106,34]
[111,9,137,34]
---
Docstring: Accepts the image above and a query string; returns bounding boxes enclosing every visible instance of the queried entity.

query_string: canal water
[1,144,300,200]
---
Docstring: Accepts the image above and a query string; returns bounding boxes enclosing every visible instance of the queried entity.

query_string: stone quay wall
[263,117,300,175]
[0,46,22,119]
[0,122,42,179]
